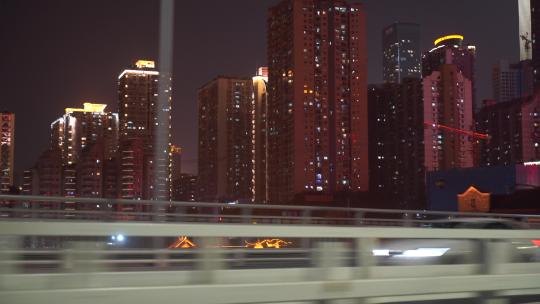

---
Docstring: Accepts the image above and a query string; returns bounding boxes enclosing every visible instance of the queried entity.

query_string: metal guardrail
[1,219,540,303]
[1,194,540,228]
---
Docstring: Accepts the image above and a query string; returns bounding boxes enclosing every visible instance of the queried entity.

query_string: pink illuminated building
[422,35,475,172]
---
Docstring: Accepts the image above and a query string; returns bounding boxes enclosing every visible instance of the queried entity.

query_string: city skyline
[1,0,519,181]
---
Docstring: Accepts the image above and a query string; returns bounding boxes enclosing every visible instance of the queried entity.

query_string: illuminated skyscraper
[198,76,254,202]
[267,0,368,203]
[118,60,171,200]
[0,112,15,193]
[252,67,269,203]
[382,22,421,84]
[423,35,476,109]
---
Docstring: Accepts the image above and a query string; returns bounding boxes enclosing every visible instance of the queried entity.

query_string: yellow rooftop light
[65,102,107,114]
[135,60,155,69]
[434,34,464,46]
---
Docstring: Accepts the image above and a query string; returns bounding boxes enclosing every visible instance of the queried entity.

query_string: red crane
[424,122,489,140]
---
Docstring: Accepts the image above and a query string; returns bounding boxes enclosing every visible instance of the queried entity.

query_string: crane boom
[424,122,489,140]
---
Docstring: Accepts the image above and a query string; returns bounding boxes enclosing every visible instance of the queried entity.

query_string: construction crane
[521,32,532,59]
[424,122,489,140]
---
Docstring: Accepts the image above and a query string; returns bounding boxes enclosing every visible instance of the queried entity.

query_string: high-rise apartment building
[492,60,534,103]
[198,76,254,202]
[0,112,15,193]
[423,64,474,171]
[252,67,269,203]
[50,102,119,166]
[267,0,368,203]
[382,22,421,84]
[368,78,425,209]
[477,95,540,166]
[118,60,171,201]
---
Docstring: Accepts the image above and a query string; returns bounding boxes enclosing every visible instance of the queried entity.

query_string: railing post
[62,241,106,274]
[302,209,311,225]
[354,237,377,280]
[402,212,413,227]
[0,236,20,281]
[242,206,251,224]
[313,241,347,281]
[192,237,223,285]
[355,211,364,226]
[478,239,512,275]
[476,239,511,304]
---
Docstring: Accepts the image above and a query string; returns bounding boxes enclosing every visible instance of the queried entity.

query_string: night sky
[1,0,518,182]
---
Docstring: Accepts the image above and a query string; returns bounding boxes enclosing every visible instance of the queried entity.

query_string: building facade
[477,94,540,166]
[423,64,474,172]
[0,112,15,193]
[382,22,421,84]
[77,142,105,198]
[368,78,425,209]
[118,60,171,201]
[32,149,63,198]
[198,76,254,202]
[267,0,368,203]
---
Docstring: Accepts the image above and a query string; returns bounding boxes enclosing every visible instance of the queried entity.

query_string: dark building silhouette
[198,76,254,203]
[368,78,425,209]
[172,174,198,202]
[30,149,63,198]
